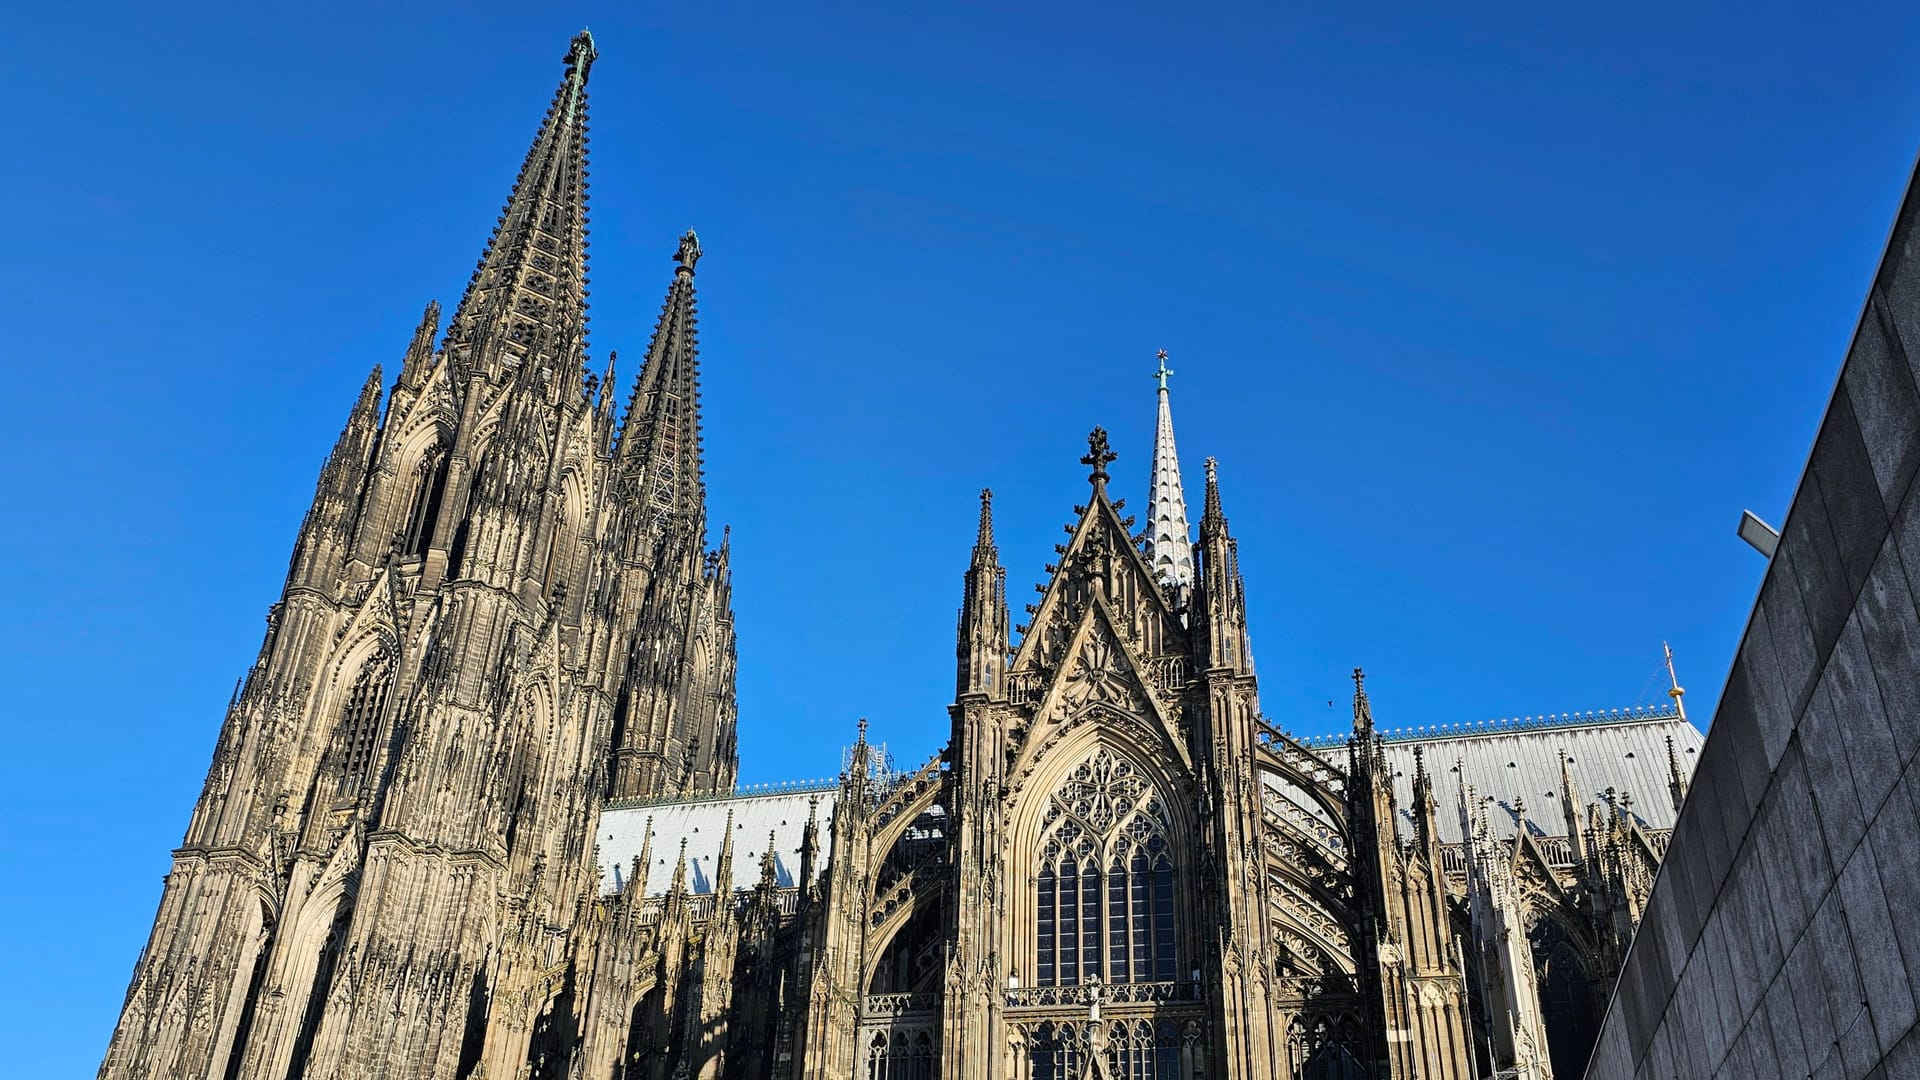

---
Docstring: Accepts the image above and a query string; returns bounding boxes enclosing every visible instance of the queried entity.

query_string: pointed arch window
[1033,748,1179,987]
[401,446,450,556]
[864,1029,933,1080]
[1534,924,1600,1078]
[335,649,395,798]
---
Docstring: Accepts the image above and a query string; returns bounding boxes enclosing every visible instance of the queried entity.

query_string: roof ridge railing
[604,777,840,811]
[1286,702,1685,749]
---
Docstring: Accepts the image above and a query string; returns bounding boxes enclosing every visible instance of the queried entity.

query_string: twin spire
[443,31,709,532]
[444,30,599,382]
[615,229,708,527]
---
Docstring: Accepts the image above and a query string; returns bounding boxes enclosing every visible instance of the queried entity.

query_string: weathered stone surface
[1842,295,1920,510]
[1585,141,1920,1080]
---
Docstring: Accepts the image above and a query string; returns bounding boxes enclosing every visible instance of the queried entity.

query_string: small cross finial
[1154,349,1174,391]
[856,716,868,743]
[1081,427,1117,488]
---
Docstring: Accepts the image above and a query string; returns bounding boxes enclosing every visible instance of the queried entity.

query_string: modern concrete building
[1583,162,1920,1077]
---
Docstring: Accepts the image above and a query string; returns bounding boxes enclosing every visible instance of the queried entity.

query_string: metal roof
[597,784,838,897]
[592,708,1703,894]
[1376,711,1703,845]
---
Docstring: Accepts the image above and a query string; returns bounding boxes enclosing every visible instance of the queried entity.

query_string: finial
[1663,642,1687,723]
[1351,667,1375,739]
[759,831,780,887]
[856,716,868,744]
[597,349,618,407]
[674,230,703,275]
[1201,456,1225,527]
[977,488,995,546]
[1082,427,1117,489]
[566,29,598,83]
[1154,349,1174,392]
[1665,734,1689,813]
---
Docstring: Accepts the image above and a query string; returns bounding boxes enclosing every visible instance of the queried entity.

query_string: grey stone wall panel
[1585,158,1920,1079]
[1785,495,1856,672]
[1765,546,1829,719]
[1826,616,1901,816]
[1842,295,1920,510]
[1838,841,1915,1057]
[1802,682,1872,861]
[1742,605,1800,766]
[1766,967,1813,1076]
[1810,394,1892,594]
[1859,538,1920,759]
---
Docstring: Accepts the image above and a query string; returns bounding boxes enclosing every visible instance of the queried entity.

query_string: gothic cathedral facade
[101,35,1699,1080]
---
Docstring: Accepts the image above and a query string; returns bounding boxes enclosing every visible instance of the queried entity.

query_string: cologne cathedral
[101,33,1703,1080]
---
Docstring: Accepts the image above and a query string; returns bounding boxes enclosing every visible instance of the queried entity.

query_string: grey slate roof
[597,783,839,897]
[1365,708,1704,844]
[595,708,1702,895]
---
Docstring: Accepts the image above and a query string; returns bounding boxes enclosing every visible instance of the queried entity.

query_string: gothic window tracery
[1290,1016,1367,1080]
[1033,748,1179,987]
[864,1029,933,1080]
[334,649,395,798]
[1027,1021,1083,1080]
[1108,1019,1181,1079]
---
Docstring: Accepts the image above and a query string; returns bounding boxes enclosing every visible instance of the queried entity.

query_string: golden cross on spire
[1154,348,1174,391]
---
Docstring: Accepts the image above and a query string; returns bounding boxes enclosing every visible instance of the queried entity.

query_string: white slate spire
[1145,349,1195,591]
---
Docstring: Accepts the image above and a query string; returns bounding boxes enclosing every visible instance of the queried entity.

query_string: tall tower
[98,33,737,1080]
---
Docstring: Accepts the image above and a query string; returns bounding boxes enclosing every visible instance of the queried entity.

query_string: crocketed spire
[443,30,598,383]
[615,231,707,527]
[1144,349,1195,590]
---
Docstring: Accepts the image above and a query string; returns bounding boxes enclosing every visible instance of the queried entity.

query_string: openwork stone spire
[617,230,707,526]
[444,29,598,381]
[1144,349,1195,590]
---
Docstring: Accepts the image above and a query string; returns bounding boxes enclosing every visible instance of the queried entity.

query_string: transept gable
[1005,594,1193,801]
[1009,473,1184,687]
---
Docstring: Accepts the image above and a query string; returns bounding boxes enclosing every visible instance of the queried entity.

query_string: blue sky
[3,1,1917,1071]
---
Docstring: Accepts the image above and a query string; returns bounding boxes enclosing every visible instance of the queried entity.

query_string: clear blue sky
[3,1,1917,1071]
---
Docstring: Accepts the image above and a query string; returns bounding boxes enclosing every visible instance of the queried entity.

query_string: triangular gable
[1011,488,1184,680]
[1009,593,1194,783]
[1509,830,1569,903]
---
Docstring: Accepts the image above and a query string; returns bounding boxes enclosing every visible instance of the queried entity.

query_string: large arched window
[334,649,395,798]
[1034,747,1178,987]
[1534,924,1599,1079]
[399,446,449,556]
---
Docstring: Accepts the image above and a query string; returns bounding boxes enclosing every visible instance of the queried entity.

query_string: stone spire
[616,230,706,528]
[956,489,1009,698]
[444,30,597,383]
[1144,349,1195,591]
[288,365,384,588]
